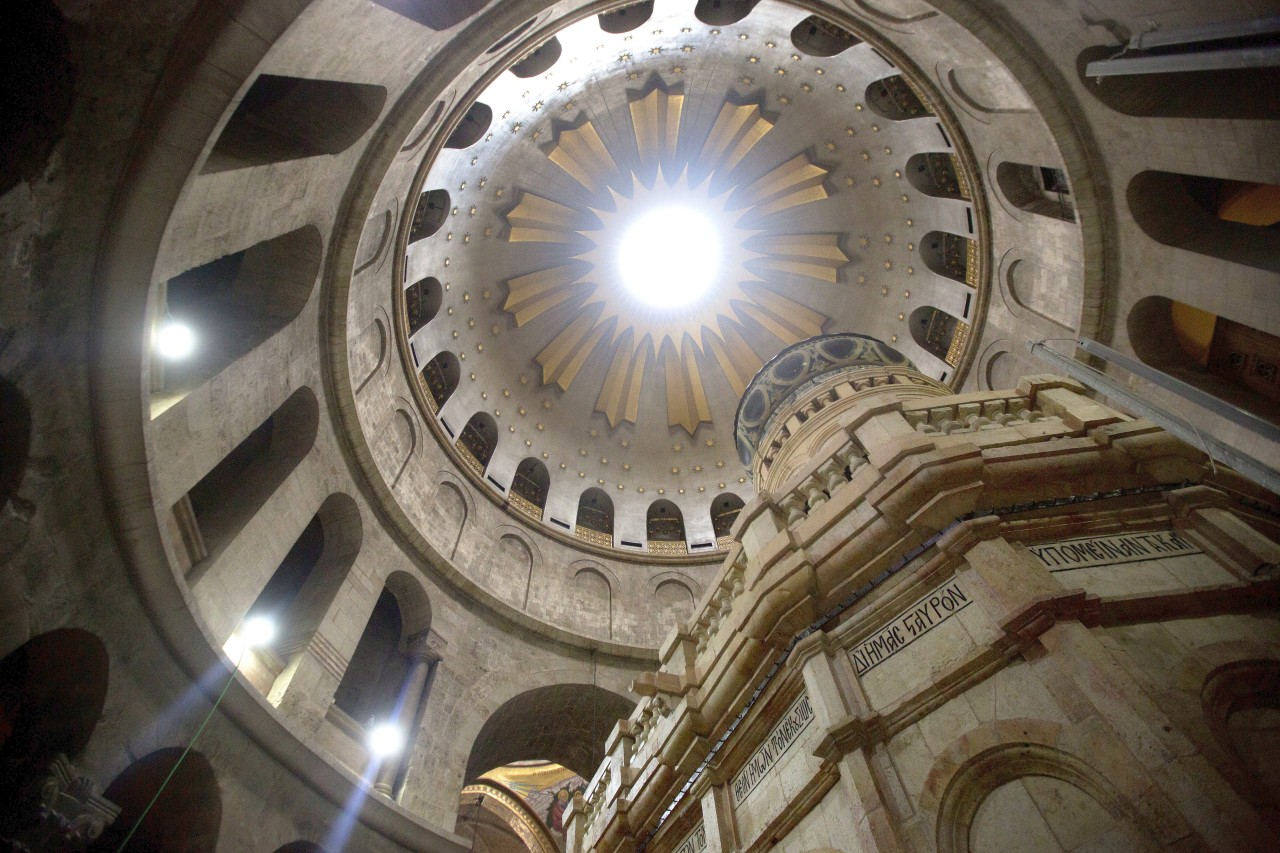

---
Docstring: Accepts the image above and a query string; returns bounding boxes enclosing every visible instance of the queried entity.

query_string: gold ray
[549,121,619,192]
[749,233,849,282]
[734,284,828,344]
[703,320,762,397]
[630,89,683,172]
[504,265,586,326]
[737,154,829,217]
[537,306,613,390]
[507,193,592,243]
[595,331,652,427]
[700,102,773,176]
[663,335,712,434]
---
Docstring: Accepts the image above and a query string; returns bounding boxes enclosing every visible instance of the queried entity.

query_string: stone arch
[93,748,221,853]
[1077,44,1280,121]
[486,531,535,609]
[651,575,697,627]
[571,564,613,639]
[945,64,1032,116]
[0,379,31,511]
[0,629,108,777]
[384,570,433,639]
[599,2,654,34]
[154,225,322,400]
[401,99,447,156]
[351,315,388,394]
[408,189,450,242]
[923,721,1160,853]
[444,102,493,150]
[334,571,431,726]
[1128,171,1280,274]
[252,494,362,703]
[1004,258,1074,330]
[1,1,74,196]
[202,75,386,173]
[371,0,485,31]
[372,407,417,489]
[510,37,562,79]
[978,344,1020,393]
[457,411,499,472]
[905,152,964,201]
[428,477,468,558]
[694,0,760,27]
[790,15,861,57]
[1128,296,1280,424]
[865,74,932,121]
[996,161,1074,222]
[463,684,635,781]
[406,276,443,335]
[486,17,538,55]
[354,205,395,277]
[177,386,319,575]
[1199,653,1280,824]
[420,350,460,413]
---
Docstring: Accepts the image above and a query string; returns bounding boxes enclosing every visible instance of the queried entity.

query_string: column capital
[407,628,447,663]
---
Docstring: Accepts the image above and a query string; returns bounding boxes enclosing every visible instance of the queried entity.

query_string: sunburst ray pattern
[502,87,850,434]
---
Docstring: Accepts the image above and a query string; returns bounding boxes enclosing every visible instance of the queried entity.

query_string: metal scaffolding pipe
[1129,15,1280,50]
[1028,341,1280,496]
[1075,337,1280,446]
[1086,44,1280,76]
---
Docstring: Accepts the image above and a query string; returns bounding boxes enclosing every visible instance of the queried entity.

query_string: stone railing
[777,442,868,526]
[692,557,746,655]
[902,392,1047,435]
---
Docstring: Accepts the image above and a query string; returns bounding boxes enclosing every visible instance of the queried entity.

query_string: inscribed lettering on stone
[672,822,706,853]
[1027,530,1199,571]
[849,578,971,676]
[730,693,814,806]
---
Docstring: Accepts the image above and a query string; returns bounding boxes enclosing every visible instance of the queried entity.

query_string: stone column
[374,628,444,797]
[698,776,736,853]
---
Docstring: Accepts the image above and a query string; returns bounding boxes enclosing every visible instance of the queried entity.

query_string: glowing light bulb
[369,722,405,758]
[618,207,720,308]
[155,320,195,360]
[241,615,276,648]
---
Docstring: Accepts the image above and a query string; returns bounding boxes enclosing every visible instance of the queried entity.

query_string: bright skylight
[618,206,720,308]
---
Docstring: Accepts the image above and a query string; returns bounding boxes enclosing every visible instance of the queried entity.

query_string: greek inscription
[731,693,814,806]
[849,580,971,677]
[1028,530,1199,571]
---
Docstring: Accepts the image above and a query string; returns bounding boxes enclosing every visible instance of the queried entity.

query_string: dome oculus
[618,206,720,308]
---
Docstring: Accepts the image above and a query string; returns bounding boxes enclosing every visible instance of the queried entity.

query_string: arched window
[203,75,386,173]
[420,351,460,413]
[1077,44,1280,121]
[906,152,967,201]
[456,412,498,475]
[598,2,654,34]
[1128,172,1280,273]
[408,189,450,242]
[711,493,745,543]
[790,15,860,57]
[997,162,1074,221]
[371,0,484,31]
[93,749,222,853]
[694,0,760,27]
[405,276,442,335]
[1202,660,1280,825]
[444,102,492,150]
[646,499,686,555]
[510,457,550,520]
[911,306,968,367]
[575,488,614,547]
[866,74,932,120]
[1128,296,1280,425]
[921,230,976,285]
[510,37,562,79]
[333,589,403,727]
[234,495,361,703]
[154,226,322,403]
[0,379,30,510]
[176,387,319,573]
